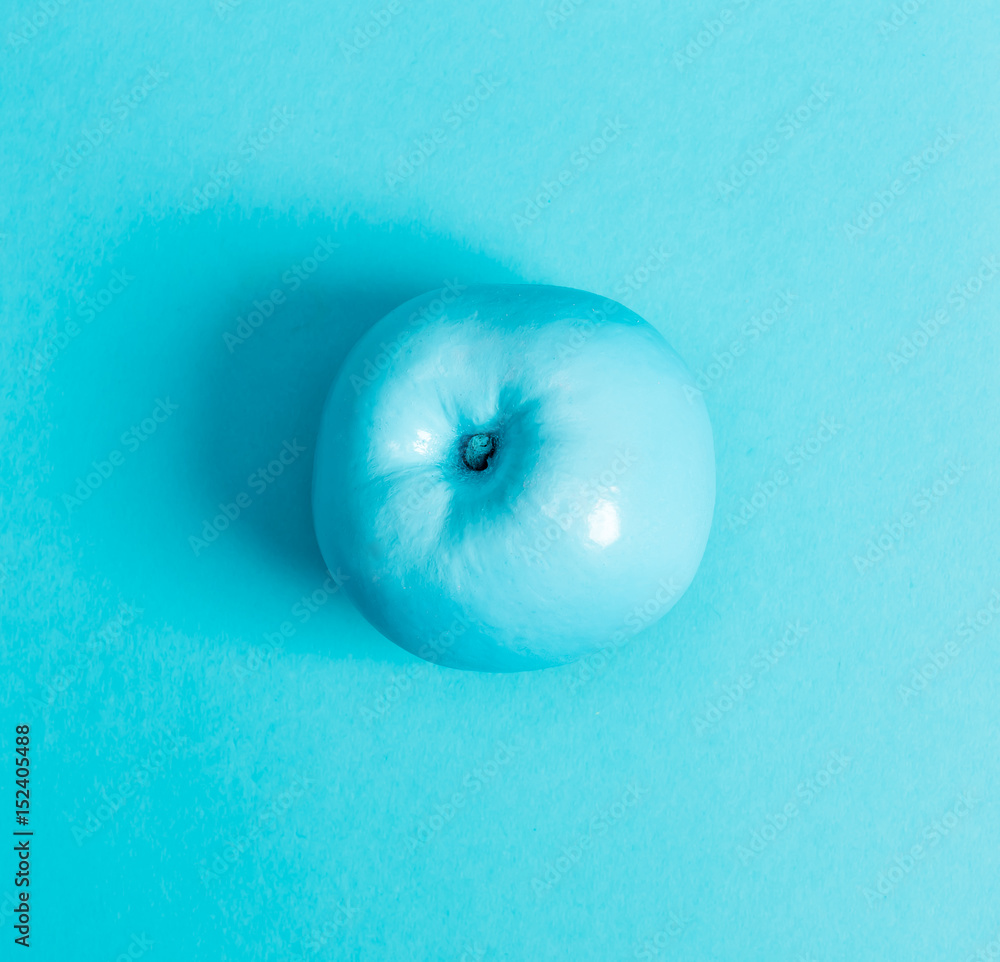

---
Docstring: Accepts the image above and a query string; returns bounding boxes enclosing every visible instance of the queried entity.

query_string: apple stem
[463,433,496,471]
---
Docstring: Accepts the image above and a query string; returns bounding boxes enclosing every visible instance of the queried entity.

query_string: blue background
[2,0,999,959]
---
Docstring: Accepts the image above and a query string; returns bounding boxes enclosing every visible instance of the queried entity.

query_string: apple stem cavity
[462,433,497,471]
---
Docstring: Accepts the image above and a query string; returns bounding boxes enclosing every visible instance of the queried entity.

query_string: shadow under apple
[41,208,520,661]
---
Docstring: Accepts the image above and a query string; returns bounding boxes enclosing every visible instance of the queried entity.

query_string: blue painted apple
[312,284,715,671]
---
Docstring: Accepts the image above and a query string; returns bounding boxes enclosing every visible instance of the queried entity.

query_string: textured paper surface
[1,0,999,958]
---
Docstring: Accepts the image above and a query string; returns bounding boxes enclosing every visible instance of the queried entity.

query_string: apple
[312,284,715,671]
